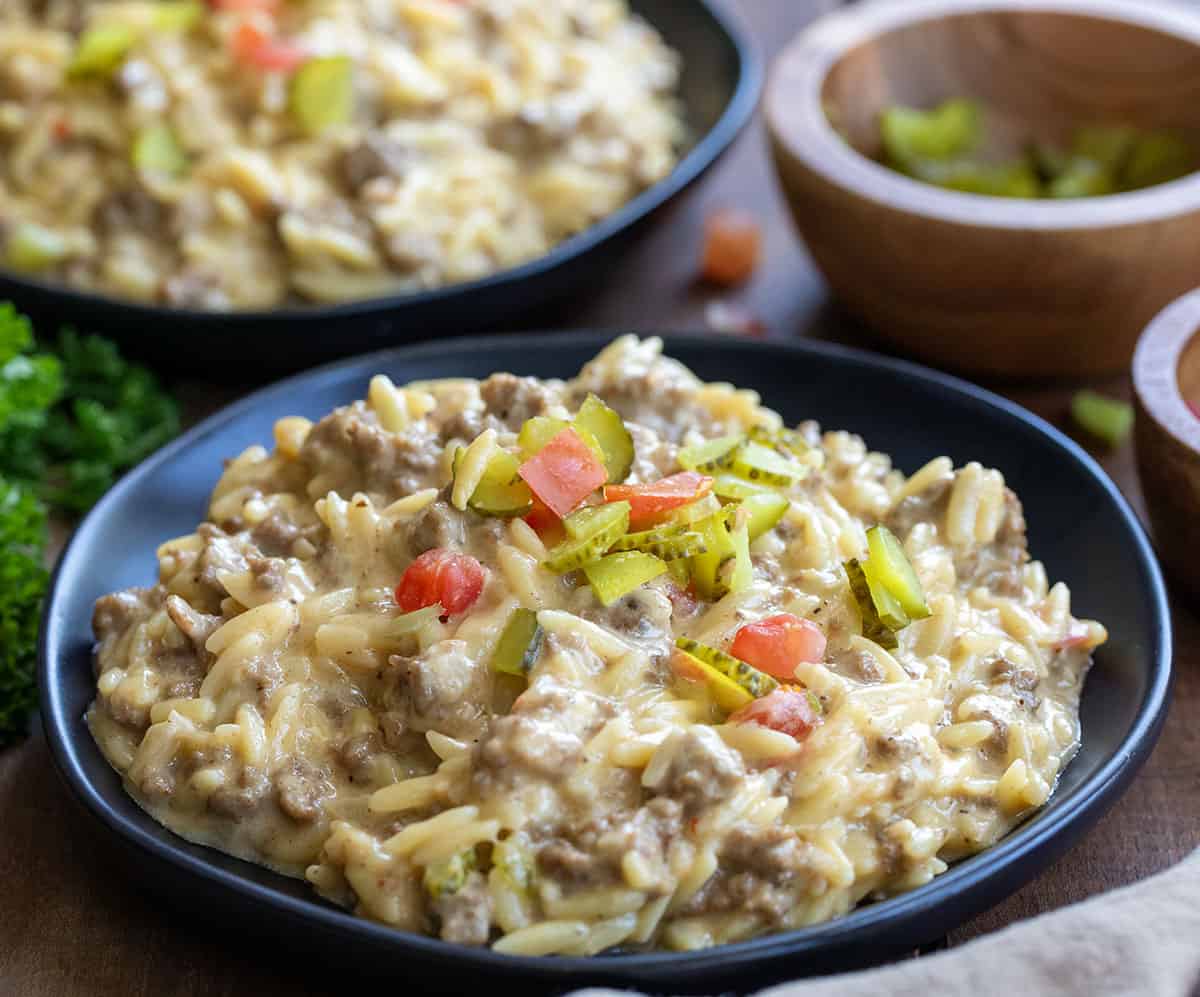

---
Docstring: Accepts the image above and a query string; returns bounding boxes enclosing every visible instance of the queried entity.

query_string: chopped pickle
[68,24,136,79]
[881,98,980,165]
[711,473,772,500]
[490,608,543,677]
[584,551,667,606]
[610,519,686,547]
[132,123,189,178]
[687,507,737,599]
[518,416,570,458]
[673,648,753,711]
[844,558,902,650]
[542,505,629,573]
[1123,130,1195,190]
[677,434,743,473]
[1072,124,1137,174]
[748,424,809,457]
[6,223,69,273]
[290,56,354,135]
[741,492,789,541]
[423,848,476,899]
[728,440,807,487]
[725,516,753,594]
[612,528,706,560]
[670,492,722,525]
[865,525,931,620]
[573,394,634,483]
[470,450,533,517]
[907,157,1041,197]
[675,637,779,700]
[1047,158,1115,199]
[667,557,691,588]
[1071,390,1133,447]
[563,500,630,540]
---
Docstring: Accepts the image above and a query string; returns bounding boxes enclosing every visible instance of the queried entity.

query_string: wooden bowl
[765,0,1200,378]
[1133,288,1200,605]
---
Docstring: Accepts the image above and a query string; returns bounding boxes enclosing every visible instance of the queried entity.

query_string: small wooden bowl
[765,0,1200,378]
[1133,289,1200,605]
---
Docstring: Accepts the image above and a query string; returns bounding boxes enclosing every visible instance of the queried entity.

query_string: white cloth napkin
[572,848,1200,997]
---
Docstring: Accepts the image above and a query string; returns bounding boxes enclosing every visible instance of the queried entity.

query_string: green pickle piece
[490,608,543,677]
[881,98,980,165]
[563,500,630,540]
[423,848,476,899]
[470,450,532,517]
[1070,390,1133,447]
[132,123,189,178]
[728,440,807,487]
[675,637,778,700]
[687,507,737,599]
[543,505,629,572]
[725,517,753,594]
[741,492,789,541]
[518,416,570,458]
[845,558,903,649]
[670,493,722,525]
[6,223,69,273]
[612,529,706,561]
[748,424,810,457]
[584,551,667,606]
[674,647,753,711]
[573,394,634,483]
[153,1,203,31]
[1122,130,1195,191]
[865,525,930,620]
[387,604,443,636]
[712,474,772,501]
[677,434,743,473]
[68,24,136,79]
[290,56,354,135]
[1047,158,1115,199]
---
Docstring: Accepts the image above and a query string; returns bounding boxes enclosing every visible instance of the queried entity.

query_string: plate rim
[39,330,1173,982]
[0,0,763,326]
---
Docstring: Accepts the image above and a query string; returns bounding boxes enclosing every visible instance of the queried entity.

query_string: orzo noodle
[0,1,684,309]
[88,337,1103,953]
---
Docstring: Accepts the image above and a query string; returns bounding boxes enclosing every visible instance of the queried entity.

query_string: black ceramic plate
[0,1,760,377]
[40,334,1171,995]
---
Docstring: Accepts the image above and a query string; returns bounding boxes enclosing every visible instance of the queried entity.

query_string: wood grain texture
[2,3,1199,995]
[1133,288,1200,607]
[765,0,1200,377]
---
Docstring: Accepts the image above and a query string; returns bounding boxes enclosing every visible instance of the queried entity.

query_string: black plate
[0,1,760,377]
[40,333,1172,994]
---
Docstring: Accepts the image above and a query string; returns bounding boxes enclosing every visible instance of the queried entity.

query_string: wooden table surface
[3,2,1198,994]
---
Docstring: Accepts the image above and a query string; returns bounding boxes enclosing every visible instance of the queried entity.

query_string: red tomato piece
[230,21,306,72]
[395,549,485,617]
[729,689,819,741]
[603,472,713,529]
[517,427,608,518]
[523,495,559,532]
[730,613,827,680]
[700,209,762,286]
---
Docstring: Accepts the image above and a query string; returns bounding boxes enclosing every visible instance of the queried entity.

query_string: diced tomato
[230,20,306,72]
[729,689,819,741]
[603,472,713,529]
[730,613,827,680]
[523,495,558,532]
[395,548,485,617]
[669,647,707,684]
[700,209,762,286]
[517,427,608,518]
[52,116,72,141]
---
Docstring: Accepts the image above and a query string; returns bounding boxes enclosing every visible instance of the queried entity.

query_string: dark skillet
[39,334,1172,994]
[0,1,760,377]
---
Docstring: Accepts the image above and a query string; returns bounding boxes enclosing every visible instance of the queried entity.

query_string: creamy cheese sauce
[88,337,1102,953]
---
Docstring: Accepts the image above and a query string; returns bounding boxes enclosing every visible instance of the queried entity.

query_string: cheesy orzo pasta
[88,337,1103,953]
[0,0,684,309]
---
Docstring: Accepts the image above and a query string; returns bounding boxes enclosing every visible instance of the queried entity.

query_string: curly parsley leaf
[0,307,179,746]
